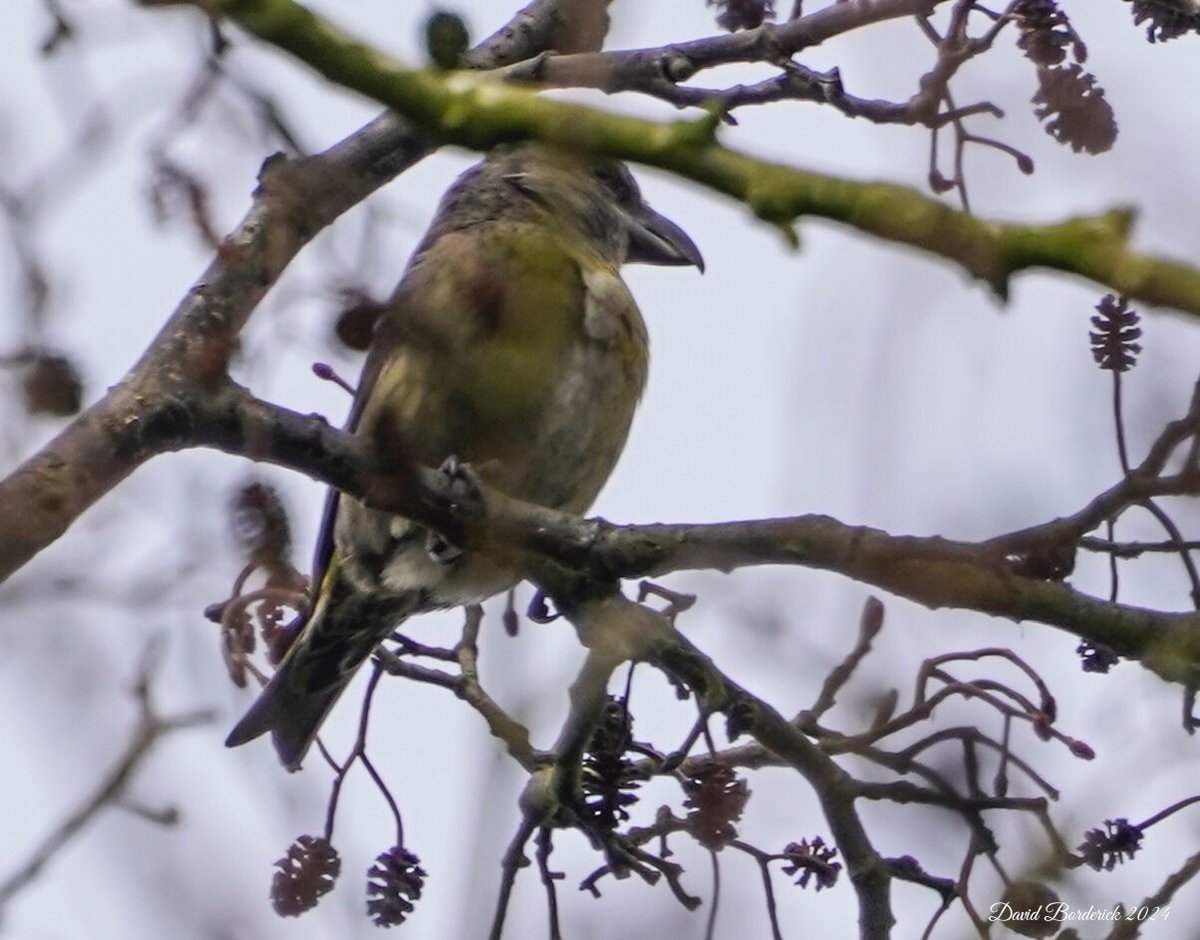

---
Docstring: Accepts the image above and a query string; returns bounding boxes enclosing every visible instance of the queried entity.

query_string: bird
[225,143,703,770]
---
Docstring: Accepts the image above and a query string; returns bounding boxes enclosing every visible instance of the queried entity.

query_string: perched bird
[226,143,703,770]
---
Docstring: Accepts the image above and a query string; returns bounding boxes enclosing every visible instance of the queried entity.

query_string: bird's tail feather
[225,568,415,771]
[224,664,347,772]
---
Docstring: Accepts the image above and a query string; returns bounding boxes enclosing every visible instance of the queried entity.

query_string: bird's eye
[590,161,636,203]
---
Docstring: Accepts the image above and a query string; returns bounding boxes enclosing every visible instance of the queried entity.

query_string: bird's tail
[225,565,415,771]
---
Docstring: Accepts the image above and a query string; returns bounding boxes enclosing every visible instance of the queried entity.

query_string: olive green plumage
[226,144,703,770]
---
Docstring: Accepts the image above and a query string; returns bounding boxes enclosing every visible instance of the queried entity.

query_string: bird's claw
[424,455,482,563]
[436,454,485,514]
[425,530,463,565]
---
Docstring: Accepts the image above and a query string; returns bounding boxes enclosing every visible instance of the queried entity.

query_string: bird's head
[437,144,705,272]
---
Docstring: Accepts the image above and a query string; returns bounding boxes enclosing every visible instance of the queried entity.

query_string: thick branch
[0,143,410,580]
[193,0,1200,315]
[516,513,1200,684]
[0,0,607,582]
[189,387,1200,686]
[9,359,1200,688]
[15,365,1200,689]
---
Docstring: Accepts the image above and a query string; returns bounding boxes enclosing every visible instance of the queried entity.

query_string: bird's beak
[624,204,705,273]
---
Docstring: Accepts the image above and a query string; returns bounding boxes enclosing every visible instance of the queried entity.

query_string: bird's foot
[425,530,463,565]
[436,454,485,514]
[424,455,484,563]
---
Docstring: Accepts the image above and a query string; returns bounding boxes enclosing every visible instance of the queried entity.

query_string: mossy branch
[185,0,1200,317]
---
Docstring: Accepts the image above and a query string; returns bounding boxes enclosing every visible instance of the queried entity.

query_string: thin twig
[0,650,213,908]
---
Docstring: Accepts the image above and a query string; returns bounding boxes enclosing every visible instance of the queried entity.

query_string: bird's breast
[336,224,649,604]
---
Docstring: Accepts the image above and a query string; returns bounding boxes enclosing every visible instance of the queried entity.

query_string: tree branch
[0,646,213,909]
[568,595,895,937]
[182,0,1200,315]
[0,0,610,581]
[4,0,1199,695]
[9,369,1200,687]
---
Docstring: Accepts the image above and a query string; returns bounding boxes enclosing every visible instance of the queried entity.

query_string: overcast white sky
[3,1,1200,938]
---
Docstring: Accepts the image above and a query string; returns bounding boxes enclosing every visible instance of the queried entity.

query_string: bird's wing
[309,341,382,592]
[308,222,588,589]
